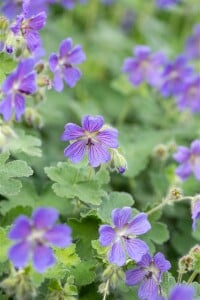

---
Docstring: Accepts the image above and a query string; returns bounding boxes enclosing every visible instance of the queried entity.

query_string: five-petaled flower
[126,252,171,300]
[61,115,119,167]
[8,207,72,273]
[49,37,86,91]
[99,207,151,266]
[0,58,37,121]
[173,140,200,181]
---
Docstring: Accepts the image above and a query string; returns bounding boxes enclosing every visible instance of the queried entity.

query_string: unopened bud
[153,144,168,161]
[24,108,44,129]
[178,255,194,272]
[167,186,183,201]
[98,282,110,296]
[109,148,128,174]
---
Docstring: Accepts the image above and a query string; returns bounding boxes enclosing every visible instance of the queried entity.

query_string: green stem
[102,279,109,300]
[178,271,184,283]
[187,271,198,284]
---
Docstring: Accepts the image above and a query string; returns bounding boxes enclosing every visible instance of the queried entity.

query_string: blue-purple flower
[185,24,200,60]
[173,140,200,181]
[0,58,37,121]
[62,115,118,167]
[1,0,23,20]
[99,207,151,266]
[156,0,180,8]
[191,196,200,230]
[8,207,72,273]
[169,284,195,300]
[11,10,47,52]
[126,252,171,300]
[61,0,87,9]
[175,75,200,113]
[49,38,86,91]
[122,45,166,87]
[160,56,193,98]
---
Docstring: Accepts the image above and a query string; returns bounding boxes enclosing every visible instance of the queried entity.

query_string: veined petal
[138,278,158,300]
[0,97,13,121]
[126,268,146,286]
[25,30,41,52]
[61,123,84,141]
[59,38,73,57]
[138,252,151,268]
[29,12,47,30]
[63,66,82,88]
[8,216,31,240]
[82,115,104,132]
[8,241,30,268]
[44,224,72,247]
[112,207,132,228]
[88,143,110,167]
[19,72,37,95]
[33,244,55,273]
[153,252,171,273]
[64,140,87,163]
[14,94,25,121]
[125,238,149,262]
[49,54,58,72]
[108,240,126,266]
[99,225,115,246]
[97,128,119,148]
[53,71,64,92]
[127,213,151,235]
[32,207,59,229]
[67,45,86,64]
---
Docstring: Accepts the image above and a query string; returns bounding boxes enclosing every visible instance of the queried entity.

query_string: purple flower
[185,24,200,60]
[1,0,23,20]
[49,38,86,91]
[160,56,193,98]
[61,0,87,9]
[99,207,151,266]
[126,252,171,300]
[122,45,166,88]
[11,10,47,52]
[191,197,200,230]
[173,140,200,181]
[0,59,37,121]
[156,0,180,8]
[175,75,200,113]
[61,115,118,167]
[169,284,195,300]
[8,207,72,273]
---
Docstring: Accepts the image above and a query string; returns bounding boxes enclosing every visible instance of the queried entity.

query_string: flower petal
[0,97,12,121]
[175,163,192,181]
[28,12,46,30]
[49,53,58,72]
[126,268,146,286]
[63,66,82,88]
[61,123,84,141]
[64,140,87,163]
[127,213,151,235]
[97,128,119,148]
[88,143,110,167]
[82,115,104,132]
[125,238,149,262]
[32,207,59,229]
[169,284,195,300]
[138,252,152,268]
[153,252,171,273]
[138,278,158,300]
[14,94,25,121]
[33,244,55,273]
[173,146,191,163]
[8,216,31,240]
[99,225,115,246]
[8,241,30,268]
[108,240,126,266]
[112,207,132,228]
[44,224,72,247]
[59,38,73,57]
[67,45,86,64]
[19,72,37,94]
[53,70,64,92]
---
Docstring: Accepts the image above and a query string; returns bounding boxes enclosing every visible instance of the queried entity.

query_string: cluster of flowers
[122,24,200,114]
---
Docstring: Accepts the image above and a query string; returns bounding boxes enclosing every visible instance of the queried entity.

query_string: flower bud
[24,108,44,129]
[167,186,183,201]
[178,255,194,272]
[109,148,128,174]
[153,144,168,161]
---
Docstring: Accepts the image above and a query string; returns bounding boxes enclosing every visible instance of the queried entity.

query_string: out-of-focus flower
[61,115,118,167]
[61,0,87,9]
[156,0,180,8]
[175,75,200,113]
[185,24,200,60]
[49,38,86,91]
[173,140,200,181]
[122,45,166,88]
[169,284,195,300]
[191,196,200,230]
[126,252,171,300]
[99,207,151,266]
[8,207,72,273]
[0,58,37,121]
[160,56,193,97]
[1,0,23,20]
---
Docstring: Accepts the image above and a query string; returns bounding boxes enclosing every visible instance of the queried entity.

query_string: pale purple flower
[11,10,47,52]
[160,56,193,98]
[8,207,72,273]
[185,24,200,60]
[156,0,180,8]
[99,207,151,266]
[61,0,87,9]
[61,115,118,167]
[0,58,37,121]
[169,284,195,300]
[173,140,200,181]
[49,38,86,91]
[175,75,200,113]
[126,252,171,300]
[122,45,166,88]
[1,0,23,20]
[191,197,200,230]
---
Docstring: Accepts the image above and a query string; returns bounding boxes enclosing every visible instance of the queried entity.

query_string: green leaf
[97,192,134,223]
[111,74,134,96]
[0,53,16,84]
[0,227,11,263]
[54,245,81,267]
[161,272,176,296]
[45,162,105,205]
[0,153,33,197]
[144,222,170,245]
[70,261,96,286]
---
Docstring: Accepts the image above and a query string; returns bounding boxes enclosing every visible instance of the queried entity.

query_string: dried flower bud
[178,255,194,272]
[168,186,183,201]
[153,144,168,161]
